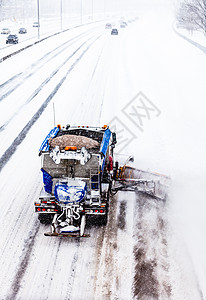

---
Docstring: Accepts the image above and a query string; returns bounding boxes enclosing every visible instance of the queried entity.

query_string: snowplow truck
[35,125,117,237]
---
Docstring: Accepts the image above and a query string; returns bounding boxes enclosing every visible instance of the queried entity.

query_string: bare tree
[177,0,206,33]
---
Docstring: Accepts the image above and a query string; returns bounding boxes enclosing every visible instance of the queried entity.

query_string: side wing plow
[113,166,170,200]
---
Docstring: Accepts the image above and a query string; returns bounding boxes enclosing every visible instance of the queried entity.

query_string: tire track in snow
[0,73,23,89]
[0,28,99,103]
[6,219,40,300]
[64,244,80,300]
[97,37,113,125]
[115,192,135,299]
[0,34,102,173]
[94,194,119,299]
[71,35,110,125]
[40,238,63,300]
[133,193,171,300]
[93,226,106,296]
[117,200,127,230]
[0,33,96,133]
[94,194,132,299]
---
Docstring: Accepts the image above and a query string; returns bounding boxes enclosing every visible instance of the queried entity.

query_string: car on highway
[111,28,118,35]
[1,28,10,34]
[19,27,27,34]
[105,23,112,29]
[120,22,127,28]
[33,22,40,27]
[6,34,19,44]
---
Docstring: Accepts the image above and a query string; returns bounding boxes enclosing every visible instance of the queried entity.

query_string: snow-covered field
[0,0,206,299]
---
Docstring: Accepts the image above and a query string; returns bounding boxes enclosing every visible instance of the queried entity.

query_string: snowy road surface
[1,1,206,299]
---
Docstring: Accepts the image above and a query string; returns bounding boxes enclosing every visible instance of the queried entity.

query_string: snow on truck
[35,125,116,237]
[35,124,170,237]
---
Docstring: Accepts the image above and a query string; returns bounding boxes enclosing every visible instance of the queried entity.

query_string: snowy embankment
[174,24,206,55]
[171,22,206,300]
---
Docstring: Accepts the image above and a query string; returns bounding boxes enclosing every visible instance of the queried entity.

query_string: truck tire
[113,161,119,179]
[98,210,108,226]
[38,213,53,224]
[101,213,108,225]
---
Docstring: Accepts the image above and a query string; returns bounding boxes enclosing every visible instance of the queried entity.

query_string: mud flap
[80,215,86,237]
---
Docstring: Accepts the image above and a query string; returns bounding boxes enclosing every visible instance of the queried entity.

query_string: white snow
[0,0,206,299]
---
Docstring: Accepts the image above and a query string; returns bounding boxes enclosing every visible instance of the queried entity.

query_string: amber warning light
[65,146,77,151]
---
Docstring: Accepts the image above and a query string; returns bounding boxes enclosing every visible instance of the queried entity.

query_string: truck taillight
[36,207,57,212]
[93,209,104,213]
[42,201,47,204]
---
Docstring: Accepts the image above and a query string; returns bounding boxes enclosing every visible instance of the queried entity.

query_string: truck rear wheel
[38,213,53,224]
[98,210,108,226]
[100,213,108,225]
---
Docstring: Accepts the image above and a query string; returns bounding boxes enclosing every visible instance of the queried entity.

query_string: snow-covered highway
[1,1,206,299]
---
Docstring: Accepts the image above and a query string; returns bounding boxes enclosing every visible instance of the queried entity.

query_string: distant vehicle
[19,27,27,34]
[6,34,18,44]
[1,28,10,34]
[105,23,112,29]
[33,22,40,27]
[111,28,118,35]
[120,21,127,28]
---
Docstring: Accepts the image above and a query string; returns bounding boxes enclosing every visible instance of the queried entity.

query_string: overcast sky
[0,0,172,23]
